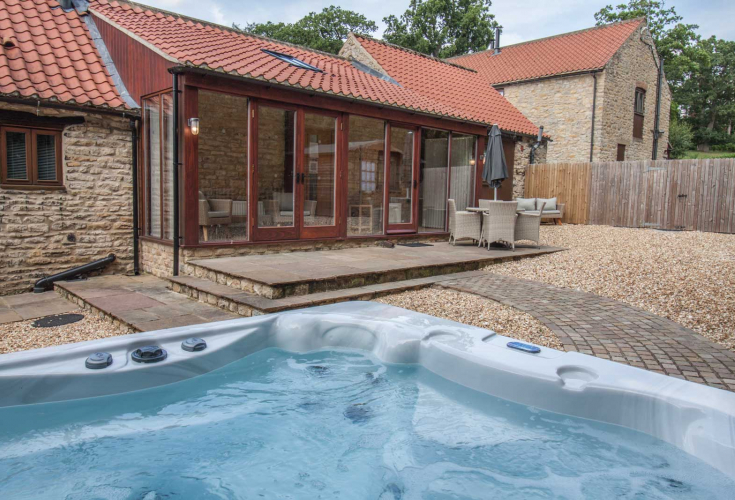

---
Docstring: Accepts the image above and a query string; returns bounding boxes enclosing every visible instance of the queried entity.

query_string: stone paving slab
[56,275,238,332]
[0,291,76,324]
[189,242,562,287]
[439,273,735,392]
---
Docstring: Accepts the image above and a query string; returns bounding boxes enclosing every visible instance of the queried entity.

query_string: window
[143,92,174,239]
[360,161,377,192]
[1,127,62,187]
[633,88,645,139]
[617,144,626,161]
[261,49,323,73]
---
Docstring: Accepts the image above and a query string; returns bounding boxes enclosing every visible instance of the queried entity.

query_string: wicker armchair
[448,199,481,245]
[199,191,232,241]
[479,201,518,250]
[515,202,546,248]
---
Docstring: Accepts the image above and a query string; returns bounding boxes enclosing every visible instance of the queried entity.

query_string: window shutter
[6,131,28,180]
[36,134,57,181]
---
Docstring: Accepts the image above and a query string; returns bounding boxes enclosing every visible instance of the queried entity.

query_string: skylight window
[261,49,323,73]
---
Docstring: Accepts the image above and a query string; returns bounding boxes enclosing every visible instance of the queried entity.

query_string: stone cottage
[452,18,671,165]
[0,0,138,295]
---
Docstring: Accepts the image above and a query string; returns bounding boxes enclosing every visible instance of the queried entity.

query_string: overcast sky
[143,0,734,45]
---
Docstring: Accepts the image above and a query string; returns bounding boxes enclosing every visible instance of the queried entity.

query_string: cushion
[525,210,560,215]
[207,210,229,218]
[536,197,557,211]
[198,190,206,200]
[516,197,536,211]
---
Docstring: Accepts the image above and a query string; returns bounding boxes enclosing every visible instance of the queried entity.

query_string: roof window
[261,49,323,73]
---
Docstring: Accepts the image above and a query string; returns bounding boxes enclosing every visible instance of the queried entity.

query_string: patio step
[182,243,561,300]
[167,271,488,316]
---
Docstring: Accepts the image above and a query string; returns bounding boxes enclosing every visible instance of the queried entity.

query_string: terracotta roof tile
[352,35,540,136]
[452,19,644,85]
[0,0,127,109]
[88,0,536,133]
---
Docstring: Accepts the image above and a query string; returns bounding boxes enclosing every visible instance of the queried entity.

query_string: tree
[235,6,378,54]
[667,119,693,158]
[678,37,735,150]
[382,0,498,58]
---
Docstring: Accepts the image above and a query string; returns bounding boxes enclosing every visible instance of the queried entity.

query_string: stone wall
[597,25,671,161]
[0,102,134,295]
[500,24,670,163]
[501,73,598,163]
[512,137,547,199]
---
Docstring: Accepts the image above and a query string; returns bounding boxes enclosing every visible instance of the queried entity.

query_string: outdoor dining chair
[514,202,546,248]
[448,199,481,245]
[479,201,518,250]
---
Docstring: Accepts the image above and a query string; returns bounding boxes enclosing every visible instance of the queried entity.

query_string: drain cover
[398,242,434,248]
[32,313,85,328]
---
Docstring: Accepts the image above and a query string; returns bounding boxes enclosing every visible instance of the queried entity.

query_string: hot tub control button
[181,337,207,352]
[131,346,168,363]
[85,352,113,369]
[507,341,541,354]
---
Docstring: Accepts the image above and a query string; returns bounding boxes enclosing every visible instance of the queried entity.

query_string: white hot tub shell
[0,302,733,479]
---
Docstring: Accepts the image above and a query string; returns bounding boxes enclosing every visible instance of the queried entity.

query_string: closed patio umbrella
[482,124,507,200]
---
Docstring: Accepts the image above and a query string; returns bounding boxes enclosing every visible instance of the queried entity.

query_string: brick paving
[439,273,735,392]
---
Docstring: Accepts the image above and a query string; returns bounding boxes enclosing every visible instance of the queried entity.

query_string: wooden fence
[525,158,735,233]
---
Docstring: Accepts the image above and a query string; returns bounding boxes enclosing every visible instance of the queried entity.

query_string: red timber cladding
[94,17,175,103]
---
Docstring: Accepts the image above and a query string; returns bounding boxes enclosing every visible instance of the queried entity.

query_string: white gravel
[0,310,121,355]
[488,225,735,351]
[375,288,562,349]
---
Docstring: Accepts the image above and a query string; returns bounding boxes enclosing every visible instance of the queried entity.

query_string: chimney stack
[537,126,544,144]
[493,27,501,55]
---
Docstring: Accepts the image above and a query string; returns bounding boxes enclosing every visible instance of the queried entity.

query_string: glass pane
[198,91,249,242]
[388,127,414,225]
[5,131,27,180]
[162,93,174,240]
[347,116,385,236]
[303,113,336,227]
[36,134,56,181]
[145,98,161,238]
[450,134,476,211]
[419,129,449,232]
[257,106,295,228]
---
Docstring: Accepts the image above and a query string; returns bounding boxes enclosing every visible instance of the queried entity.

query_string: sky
[141,0,735,45]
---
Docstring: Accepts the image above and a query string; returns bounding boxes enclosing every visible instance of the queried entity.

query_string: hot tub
[0,302,733,499]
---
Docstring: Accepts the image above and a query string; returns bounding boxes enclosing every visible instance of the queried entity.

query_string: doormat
[32,313,85,328]
[398,242,434,248]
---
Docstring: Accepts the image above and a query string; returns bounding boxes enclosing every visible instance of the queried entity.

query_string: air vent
[85,352,113,369]
[181,337,207,352]
[131,346,168,364]
[2,36,15,49]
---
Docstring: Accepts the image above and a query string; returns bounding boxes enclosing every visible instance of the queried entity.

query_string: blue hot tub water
[0,348,732,499]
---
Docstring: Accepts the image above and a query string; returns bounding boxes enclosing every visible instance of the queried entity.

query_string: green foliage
[382,0,498,58]
[235,6,378,54]
[682,150,735,159]
[667,119,693,158]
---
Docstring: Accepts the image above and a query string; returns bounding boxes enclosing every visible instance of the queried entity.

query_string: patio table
[467,207,524,213]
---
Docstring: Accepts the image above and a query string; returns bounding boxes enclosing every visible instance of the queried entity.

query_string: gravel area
[375,288,563,349]
[489,225,735,351]
[0,310,120,355]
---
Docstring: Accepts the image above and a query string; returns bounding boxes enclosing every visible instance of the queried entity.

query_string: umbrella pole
[494,188,497,201]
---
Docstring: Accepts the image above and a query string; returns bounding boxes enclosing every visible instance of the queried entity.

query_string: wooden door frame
[250,99,300,242]
[385,122,420,234]
[299,109,343,240]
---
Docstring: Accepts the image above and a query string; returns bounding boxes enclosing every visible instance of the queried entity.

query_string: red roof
[452,18,644,85]
[0,0,127,109]
[351,35,540,136]
[88,1,538,135]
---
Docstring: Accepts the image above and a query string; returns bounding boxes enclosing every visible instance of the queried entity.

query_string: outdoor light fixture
[469,158,476,166]
[188,117,200,135]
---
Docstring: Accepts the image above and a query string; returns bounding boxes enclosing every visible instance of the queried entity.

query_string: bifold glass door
[251,102,340,241]
[385,124,419,233]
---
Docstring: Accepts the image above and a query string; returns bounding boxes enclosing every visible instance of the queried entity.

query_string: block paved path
[438,273,735,392]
